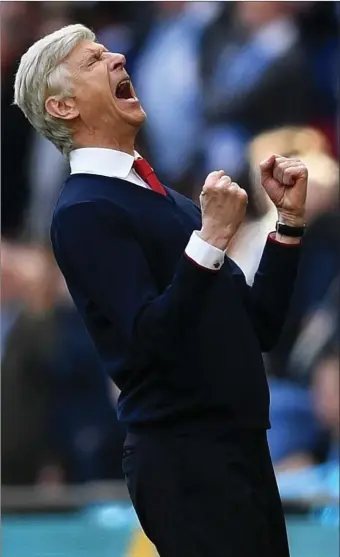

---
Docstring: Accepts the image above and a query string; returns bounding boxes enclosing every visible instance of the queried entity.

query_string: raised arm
[236,155,308,351]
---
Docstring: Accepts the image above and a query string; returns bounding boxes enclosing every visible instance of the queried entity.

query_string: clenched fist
[260,155,308,226]
[199,170,248,251]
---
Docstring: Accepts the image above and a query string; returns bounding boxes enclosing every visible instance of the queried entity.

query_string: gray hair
[14,24,95,156]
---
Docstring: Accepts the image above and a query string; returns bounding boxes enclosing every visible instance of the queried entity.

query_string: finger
[282,168,297,187]
[228,181,239,192]
[273,154,288,163]
[273,160,300,184]
[230,183,248,201]
[203,170,225,189]
[275,156,302,164]
[273,160,292,183]
[282,165,307,187]
[218,175,232,188]
[260,154,276,180]
[209,170,225,177]
[237,186,248,202]
[205,170,224,182]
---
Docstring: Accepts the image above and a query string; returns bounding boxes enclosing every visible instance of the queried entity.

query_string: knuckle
[275,156,286,164]
[205,170,224,186]
[219,176,231,191]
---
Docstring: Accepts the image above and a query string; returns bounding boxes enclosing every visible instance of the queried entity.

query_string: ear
[45,96,79,121]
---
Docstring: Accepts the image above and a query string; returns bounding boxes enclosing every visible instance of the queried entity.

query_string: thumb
[260,154,276,181]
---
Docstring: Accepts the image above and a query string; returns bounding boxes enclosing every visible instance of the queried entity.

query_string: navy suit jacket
[50,174,301,430]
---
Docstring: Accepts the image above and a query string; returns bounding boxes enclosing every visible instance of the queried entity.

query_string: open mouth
[115,78,137,101]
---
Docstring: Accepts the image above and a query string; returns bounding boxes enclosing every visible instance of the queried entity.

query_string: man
[14,24,308,557]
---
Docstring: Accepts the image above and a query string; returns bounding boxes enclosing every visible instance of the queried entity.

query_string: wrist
[199,227,232,251]
[277,210,306,228]
[275,211,306,244]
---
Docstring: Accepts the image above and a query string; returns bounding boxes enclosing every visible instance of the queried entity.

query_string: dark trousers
[122,425,290,557]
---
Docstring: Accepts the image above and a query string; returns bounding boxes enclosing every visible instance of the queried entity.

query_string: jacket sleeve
[241,235,301,352]
[52,201,219,369]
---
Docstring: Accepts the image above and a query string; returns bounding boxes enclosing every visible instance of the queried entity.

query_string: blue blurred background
[1,1,339,556]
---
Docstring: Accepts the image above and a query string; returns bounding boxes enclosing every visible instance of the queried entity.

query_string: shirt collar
[69,148,141,179]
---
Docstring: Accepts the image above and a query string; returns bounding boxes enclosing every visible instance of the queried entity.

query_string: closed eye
[89,52,106,66]
[86,48,109,68]
[88,57,99,66]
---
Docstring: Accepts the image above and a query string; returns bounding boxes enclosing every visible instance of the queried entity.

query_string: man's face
[64,40,146,131]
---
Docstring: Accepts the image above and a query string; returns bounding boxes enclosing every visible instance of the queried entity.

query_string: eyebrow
[78,47,108,68]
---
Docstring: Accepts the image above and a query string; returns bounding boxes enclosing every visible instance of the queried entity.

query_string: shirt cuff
[267,232,302,246]
[185,231,225,271]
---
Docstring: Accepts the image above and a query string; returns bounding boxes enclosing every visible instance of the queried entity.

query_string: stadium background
[1,1,339,556]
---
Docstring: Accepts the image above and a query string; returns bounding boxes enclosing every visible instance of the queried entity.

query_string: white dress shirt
[69,148,225,271]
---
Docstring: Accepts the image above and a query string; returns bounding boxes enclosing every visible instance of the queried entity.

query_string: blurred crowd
[1,1,339,497]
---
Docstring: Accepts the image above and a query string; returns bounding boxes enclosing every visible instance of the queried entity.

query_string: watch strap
[276,221,306,238]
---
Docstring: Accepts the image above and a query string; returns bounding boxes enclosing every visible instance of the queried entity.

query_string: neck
[73,125,137,156]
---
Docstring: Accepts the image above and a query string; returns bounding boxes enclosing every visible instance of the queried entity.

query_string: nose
[109,53,126,72]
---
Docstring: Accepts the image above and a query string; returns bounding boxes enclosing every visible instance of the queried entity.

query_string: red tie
[133,158,167,196]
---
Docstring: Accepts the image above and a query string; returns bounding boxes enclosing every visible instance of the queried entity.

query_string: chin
[136,106,147,125]
[124,104,147,127]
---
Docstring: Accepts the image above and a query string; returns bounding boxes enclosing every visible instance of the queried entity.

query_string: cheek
[76,79,114,118]
[76,70,111,102]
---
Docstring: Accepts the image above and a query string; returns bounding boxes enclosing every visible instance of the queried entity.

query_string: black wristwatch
[275,221,306,238]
